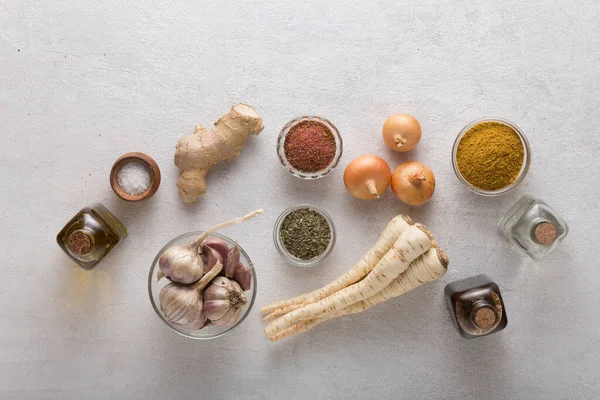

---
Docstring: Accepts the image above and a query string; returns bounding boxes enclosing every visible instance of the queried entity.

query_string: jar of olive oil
[56,203,127,269]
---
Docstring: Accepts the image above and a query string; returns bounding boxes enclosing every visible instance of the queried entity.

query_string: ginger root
[174,104,264,203]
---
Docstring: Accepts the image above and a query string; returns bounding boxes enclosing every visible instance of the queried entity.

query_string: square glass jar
[445,274,508,339]
[498,196,568,260]
[56,203,127,269]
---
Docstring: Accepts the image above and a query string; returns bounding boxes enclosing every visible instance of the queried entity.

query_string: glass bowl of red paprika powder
[277,116,343,179]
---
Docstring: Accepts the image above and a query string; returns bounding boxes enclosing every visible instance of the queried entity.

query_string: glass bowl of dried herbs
[452,117,531,196]
[276,116,343,179]
[273,204,336,267]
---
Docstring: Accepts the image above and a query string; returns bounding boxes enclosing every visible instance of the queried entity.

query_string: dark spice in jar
[284,120,336,172]
[280,208,331,260]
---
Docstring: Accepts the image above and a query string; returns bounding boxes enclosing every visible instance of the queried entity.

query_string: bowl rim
[148,231,257,340]
[273,203,336,267]
[451,117,531,196]
[276,116,343,180]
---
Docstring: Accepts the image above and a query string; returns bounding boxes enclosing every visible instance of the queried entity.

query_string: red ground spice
[283,120,336,172]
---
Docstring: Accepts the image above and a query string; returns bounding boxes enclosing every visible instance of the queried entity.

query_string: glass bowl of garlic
[148,231,257,339]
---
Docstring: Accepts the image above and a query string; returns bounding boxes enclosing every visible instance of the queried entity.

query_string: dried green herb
[280,208,331,260]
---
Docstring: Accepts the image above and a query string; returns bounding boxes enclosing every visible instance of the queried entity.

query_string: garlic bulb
[203,277,248,326]
[157,209,264,284]
[159,281,206,330]
[158,244,204,284]
[159,262,223,331]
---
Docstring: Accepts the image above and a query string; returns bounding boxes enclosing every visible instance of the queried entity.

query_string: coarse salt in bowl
[110,152,161,201]
[117,161,151,195]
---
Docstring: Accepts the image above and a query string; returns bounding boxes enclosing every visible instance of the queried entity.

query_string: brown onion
[343,155,391,200]
[391,161,435,205]
[382,114,421,152]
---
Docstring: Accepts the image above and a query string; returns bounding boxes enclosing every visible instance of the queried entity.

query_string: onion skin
[343,155,391,200]
[382,114,421,152]
[391,161,435,205]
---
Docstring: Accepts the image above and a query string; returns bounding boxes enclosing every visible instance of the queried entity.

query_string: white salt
[117,161,151,195]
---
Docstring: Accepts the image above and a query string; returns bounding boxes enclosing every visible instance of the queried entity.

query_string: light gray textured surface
[1,1,599,399]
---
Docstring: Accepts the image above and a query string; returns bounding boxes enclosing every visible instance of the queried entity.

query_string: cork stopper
[534,222,557,245]
[473,307,497,329]
[67,230,92,255]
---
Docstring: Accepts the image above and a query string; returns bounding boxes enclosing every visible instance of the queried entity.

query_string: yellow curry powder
[456,122,524,190]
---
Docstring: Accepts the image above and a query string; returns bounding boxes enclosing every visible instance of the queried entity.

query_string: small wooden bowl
[110,152,161,201]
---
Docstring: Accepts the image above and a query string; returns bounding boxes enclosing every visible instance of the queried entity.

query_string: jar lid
[473,307,497,329]
[67,229,93,255]
[534,222,557,245]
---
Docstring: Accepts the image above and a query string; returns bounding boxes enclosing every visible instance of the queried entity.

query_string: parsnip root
[259,215,414,315]
[261,214,449,342]
[264,224,434,338]
[268,247,448,342]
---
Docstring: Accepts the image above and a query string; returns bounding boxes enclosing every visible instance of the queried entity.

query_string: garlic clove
[202,238,229,267]
[158,244,205,284]
[205,246,223,273]
[234,263,252,291]
[225,244,240,278]
[203,299,231,321]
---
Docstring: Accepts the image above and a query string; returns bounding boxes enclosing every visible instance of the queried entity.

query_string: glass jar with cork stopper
[498,195,569,260]
[56,203,127,269]
[445,274,508,338]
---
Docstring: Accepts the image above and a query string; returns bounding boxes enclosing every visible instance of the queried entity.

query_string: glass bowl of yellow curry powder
[452,118,530,196]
